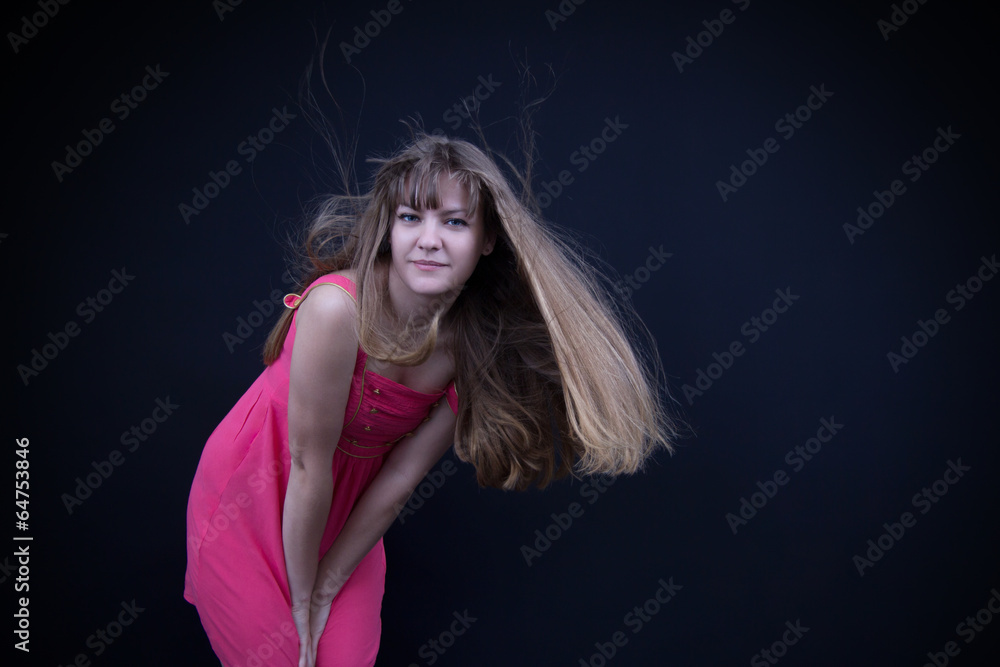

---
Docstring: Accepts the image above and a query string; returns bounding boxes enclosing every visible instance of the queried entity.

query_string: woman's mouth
[413,260,446,271]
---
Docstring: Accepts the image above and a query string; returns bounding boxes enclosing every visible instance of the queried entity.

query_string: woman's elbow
[287,441,334,480]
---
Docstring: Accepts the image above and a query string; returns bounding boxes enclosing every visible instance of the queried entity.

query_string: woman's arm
[282,285,358,666]
[306,400,457,647]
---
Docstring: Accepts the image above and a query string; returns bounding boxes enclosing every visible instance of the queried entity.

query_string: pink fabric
[185,273,456,666]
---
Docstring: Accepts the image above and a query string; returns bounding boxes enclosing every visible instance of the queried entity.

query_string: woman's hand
[307,569,347,661]
[306,600,329,663]
[291,600,315,667]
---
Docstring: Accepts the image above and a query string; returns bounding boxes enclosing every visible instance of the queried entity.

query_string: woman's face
[388,172,494,303]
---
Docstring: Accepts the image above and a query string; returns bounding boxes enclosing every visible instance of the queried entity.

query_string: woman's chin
[405,266,450,284]
[390,262,466,300]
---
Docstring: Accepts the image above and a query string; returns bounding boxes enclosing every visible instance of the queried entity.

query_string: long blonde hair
[264,132,677,490]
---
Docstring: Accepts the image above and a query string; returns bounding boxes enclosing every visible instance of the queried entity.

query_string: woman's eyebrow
[397,204,469,216]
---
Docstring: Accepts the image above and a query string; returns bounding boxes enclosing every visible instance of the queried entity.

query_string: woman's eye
[398,213,418,222]
[446,218,468,227]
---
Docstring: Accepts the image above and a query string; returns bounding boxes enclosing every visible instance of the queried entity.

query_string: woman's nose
[417,221,442,249]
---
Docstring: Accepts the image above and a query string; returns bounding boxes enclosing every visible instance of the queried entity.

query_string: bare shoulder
[299,282,356,316]
[296,280,358,345]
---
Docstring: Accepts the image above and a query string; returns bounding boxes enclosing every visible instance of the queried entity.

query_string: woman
[184,133,675,666]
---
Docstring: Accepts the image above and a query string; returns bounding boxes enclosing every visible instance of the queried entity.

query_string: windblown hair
[264,131,677,490]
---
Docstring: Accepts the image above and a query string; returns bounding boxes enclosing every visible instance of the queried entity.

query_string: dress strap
[283,273,357,310]
[445,381,459,415]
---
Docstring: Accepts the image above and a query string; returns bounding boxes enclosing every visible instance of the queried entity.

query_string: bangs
[390,159,482,217]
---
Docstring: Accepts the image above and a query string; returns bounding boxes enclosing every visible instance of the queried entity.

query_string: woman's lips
[413,260,446,271]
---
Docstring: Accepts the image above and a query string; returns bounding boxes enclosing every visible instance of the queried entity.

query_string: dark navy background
[6,0,999,665]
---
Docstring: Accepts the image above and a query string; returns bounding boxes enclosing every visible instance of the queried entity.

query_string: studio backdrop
[7,0,999,665]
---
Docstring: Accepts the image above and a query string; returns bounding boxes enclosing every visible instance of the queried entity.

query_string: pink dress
[184,273,457,667]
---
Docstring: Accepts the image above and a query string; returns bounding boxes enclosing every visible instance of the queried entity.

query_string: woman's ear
[483,231,496,256]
